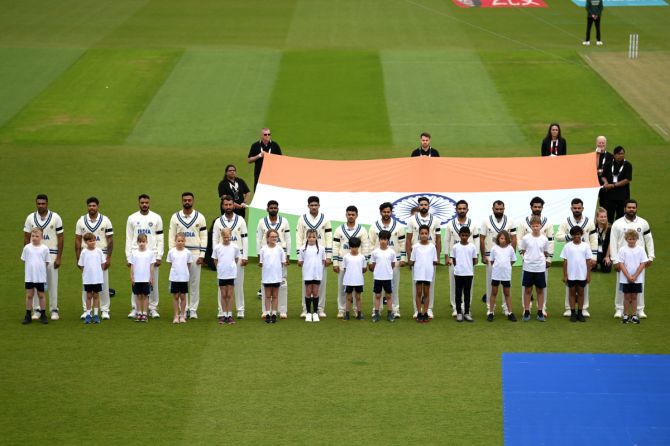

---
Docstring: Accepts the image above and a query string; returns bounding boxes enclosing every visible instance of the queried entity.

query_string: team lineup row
[21,192,655,325]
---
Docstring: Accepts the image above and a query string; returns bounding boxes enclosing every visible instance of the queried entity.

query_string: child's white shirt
[560,241,592,281]
[370,247,395,280]
[617,245,648,285]
[343,253,365,286]
[259,244,286,284]
[212,243,240,280]
[411,242,437,282]
[490,244,516,281]
[78,248,105,285]
[167,248,193,282]
[451,242,477,276]
[21,243,50,283]
[298,244,326,281]
[520,233,549,272]
[130,249,155,282]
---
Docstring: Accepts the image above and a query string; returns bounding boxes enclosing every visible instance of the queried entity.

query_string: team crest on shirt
[392,193,457,225]
[149,222,153,227]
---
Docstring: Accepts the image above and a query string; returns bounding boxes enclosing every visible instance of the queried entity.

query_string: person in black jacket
[217,164,250,219]
[600,146,632,223]
[583,0,604,46]
[540,123,567,157]
[247,128,282,190]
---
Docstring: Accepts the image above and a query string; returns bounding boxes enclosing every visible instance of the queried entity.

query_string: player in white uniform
[332,205,370,318]
[295,196,332,318]
[555,198,597,317]
[479,200,516,316]
[609,199,654,318]
[516,197,554,316]
[75,196,114,319]
[213,196,249,319]
[23,194,63,320]
[256,200,292,318]
[168,192,207,319]
[444,200,480,317]
[405,196,442,319]
[126,194,164,319]
[369,202,406,318]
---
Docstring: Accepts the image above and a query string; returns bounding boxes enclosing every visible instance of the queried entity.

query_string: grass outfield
[1,1,669,444]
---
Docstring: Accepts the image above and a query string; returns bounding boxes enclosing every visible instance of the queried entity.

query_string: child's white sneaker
[305,313,313,322]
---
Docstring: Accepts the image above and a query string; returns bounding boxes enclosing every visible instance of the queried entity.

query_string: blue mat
[503,353,670,446]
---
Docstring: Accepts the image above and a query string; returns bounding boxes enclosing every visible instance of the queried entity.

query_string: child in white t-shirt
[342,237,366,320]
[410,225,438,324]
[259,229,287,324]
[488,230,517,322]
[212,228,240,325]
[560,226,592,323]
[297,229,326,322]
[617,229,648,324]
[369,230,396,323]
[167,233,193,324]
[450,227,478,322]
[519,216,550,322]
[21,228,51,324]
[78,232,106,324]
[129,234,156,323]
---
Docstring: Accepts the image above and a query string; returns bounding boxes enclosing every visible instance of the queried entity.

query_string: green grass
[1,0,669,444]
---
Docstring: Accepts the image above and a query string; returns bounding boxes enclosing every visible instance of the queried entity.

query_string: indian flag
[248,153,600,256]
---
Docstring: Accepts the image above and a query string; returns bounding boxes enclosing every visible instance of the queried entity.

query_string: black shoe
[570,313,577,323]
[109,288,116,297]
[22,314,32,325]
[265,314,271,324]
[507,313,517,322]
[257,288,262,299]
[577,313,586,322]
[382,297,387,306]
[622,315,629,324]
[271,314,277,324]
[631,315,640,324]
[372,313,380,323]
[344,311,350,321]
[481,294,487,303]
[487,313,494,322]
[39,311,48,324]
[387,311,394,322]
[356,311,363,320]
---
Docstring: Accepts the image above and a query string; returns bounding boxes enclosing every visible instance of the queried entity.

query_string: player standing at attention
[23,194,63,321]
[369,230,396,323]
[126,194,164,319]
[410,132,440,157]
[259,229,287,324]
[516,197,554,316]
[556,198,597,317]
[342,237,366,321]
[445,200,479,318]
[75,197,113,320]
[212,228,240,325]
[480,200,516,316]
[405,197,442,319]
[616,230,647,324]
[560,227,592,323]
[167,233,192,324]
[333,206,370,318]
[212,195,249,319]
[410,225,438,323]
[256,200,291,319]
[609,199,654,319]
[450,227,478,322]
[369,202,406,319]
[519,216,551,322]
[78,233,106,324]
[296,196,332,319]
[21,228,51,324]
[297,229,326,322]
[168,192,207,319]
[488,230,517,322]
[129,234,155,323]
